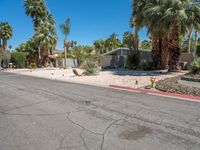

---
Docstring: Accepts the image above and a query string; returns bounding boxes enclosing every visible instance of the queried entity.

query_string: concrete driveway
[0,72,200,150]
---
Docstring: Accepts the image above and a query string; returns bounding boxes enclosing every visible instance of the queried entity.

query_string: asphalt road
[0,71,200,150]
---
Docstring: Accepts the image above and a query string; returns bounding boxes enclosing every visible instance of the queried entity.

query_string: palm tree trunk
[152,35,165,69]
[188,29,192,53]
[3,39,7,53]
[0,39,2,48]
[40,47,49,67]
[161,36,169,69]
[194,30,198,60]
[134,25,139,53]
[64,46,67,68]
[64,39,67,69]
[168,23,181,72]
[151,36,160,69]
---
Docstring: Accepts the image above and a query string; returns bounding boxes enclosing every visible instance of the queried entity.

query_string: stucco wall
[100,56,112,68]
[180,53,194,64]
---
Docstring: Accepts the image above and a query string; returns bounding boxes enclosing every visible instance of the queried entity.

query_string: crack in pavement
[66,112,126,150]
[66,112,103,136]
[100,119,124,150]
[55,145,85,150]
[2,99,58,113]
[0,110,86,117]
[80,129,90,150]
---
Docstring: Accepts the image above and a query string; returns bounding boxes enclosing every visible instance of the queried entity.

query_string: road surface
[0,71,200,150]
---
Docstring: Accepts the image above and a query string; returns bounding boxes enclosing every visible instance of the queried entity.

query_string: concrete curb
[110,85,200,102]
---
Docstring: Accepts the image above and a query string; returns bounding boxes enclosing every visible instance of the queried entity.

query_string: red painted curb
[110,85,200,102]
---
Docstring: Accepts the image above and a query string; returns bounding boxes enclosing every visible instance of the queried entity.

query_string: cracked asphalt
[0,72,200,150]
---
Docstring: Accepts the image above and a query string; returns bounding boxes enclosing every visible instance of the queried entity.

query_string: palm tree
[130,18,139,53]
[141,0,170,69]
[131,0,168,69]
[24,0,57,67]
[0,22,13,53]
[34,13,58,66]
[24,0,47,32]
[123,31,135,53]
[131,0,147,53]
[105,33,121,51]
[137,0,200,71]
[94,40,105,54]
[60,18,70,68]
[164,0,200,71]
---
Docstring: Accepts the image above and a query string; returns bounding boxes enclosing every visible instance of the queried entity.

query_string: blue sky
[0,0,148,50]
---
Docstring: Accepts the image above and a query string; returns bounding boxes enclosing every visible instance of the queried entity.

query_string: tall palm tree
[60,18,70,68]
[0,22,13,53]
[34,13,58,66]
[163,0,200,71]
[24,0,57,67]
[131,0,147,53]
[141,0,170,69]
[24,0,47,32]
[131,0,168,69]
[138,0,200,71]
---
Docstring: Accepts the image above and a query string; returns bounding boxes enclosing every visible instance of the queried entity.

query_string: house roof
[101,48,129,56]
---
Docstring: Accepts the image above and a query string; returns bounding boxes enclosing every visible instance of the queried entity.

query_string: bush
[29,62,37,69]
[190,58,200,74]
[81,60,100,75]
[126,52,140,70]
[11,52,27,68]
[197,44,200,57]
[1,52,11,68]
[140,60,154,70]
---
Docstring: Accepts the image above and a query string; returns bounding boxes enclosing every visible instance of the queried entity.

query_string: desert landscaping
[5,68,186,89]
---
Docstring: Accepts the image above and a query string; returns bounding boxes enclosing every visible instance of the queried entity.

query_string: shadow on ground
[102,68,172,77]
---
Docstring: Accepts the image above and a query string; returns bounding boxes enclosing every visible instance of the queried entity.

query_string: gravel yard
[5,68,186,89]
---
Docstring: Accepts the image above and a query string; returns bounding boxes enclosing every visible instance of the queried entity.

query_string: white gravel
[5,68,186,88]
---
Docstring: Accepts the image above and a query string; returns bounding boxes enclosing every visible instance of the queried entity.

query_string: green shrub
[11,52,27,68]
[29,62,37,69]
[126,52,140,70]
[81,60,100,75]
[190,58,200,74]
[197,44,200,57]
[1,52,11,68]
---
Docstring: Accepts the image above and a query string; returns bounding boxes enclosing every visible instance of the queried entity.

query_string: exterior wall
[101,50,153,69]
[57,58,77,68]
[100,56,112,68]
[101,50,195,69]
[180,53,194,64]
[139,51,152,62]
